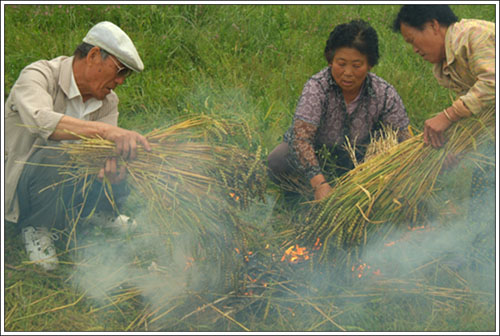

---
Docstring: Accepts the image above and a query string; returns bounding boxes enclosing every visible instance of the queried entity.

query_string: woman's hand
[423,111,453,148]
[310,174,331,200]
[314,182,332,200]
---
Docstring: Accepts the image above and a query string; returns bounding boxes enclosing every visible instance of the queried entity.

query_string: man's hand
[98,157,127,184]
[102,126,151,160]
[423,112,452,148]
[51,116,152,160]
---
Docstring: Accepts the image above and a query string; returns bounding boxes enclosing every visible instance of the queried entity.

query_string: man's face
[86,49,128,100]
[400,21,446,64]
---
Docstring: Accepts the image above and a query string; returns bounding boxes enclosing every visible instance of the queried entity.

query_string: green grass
[2,3,497,333]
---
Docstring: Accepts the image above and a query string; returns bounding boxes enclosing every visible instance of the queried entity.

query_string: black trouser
[267,142,356,187]
[267,142,298,185]
[17,147,129,231]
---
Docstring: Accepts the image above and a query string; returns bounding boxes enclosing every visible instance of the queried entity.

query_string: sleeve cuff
[451,99,472,119]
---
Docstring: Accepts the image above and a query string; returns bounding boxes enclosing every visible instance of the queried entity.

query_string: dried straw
[299,108,495,265]
[44,115,267,274]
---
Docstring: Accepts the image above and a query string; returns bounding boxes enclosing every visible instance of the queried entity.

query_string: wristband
[443,109,453,122]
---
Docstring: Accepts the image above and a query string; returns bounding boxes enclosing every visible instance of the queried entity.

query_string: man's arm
[51,115,151,160]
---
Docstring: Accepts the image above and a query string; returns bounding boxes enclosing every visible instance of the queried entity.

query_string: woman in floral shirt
[268,19,411,200]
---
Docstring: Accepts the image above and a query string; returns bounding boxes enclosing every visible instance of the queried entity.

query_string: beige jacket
[433,19,495,116]
[4,56,119,223]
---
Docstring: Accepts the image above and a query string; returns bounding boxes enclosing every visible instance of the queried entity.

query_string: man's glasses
[109,55,132,78]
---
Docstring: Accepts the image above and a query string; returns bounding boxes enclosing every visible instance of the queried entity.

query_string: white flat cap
[83,21,144,72]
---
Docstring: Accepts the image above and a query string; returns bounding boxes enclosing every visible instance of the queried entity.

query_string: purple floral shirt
[284,67,410,180]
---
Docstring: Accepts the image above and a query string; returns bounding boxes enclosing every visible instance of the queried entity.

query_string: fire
[281,244,310,263]
[246,274,257,283]
[234,247,253,263]
[279,238,323,264]
[229,192,240,201]
[183,257,195,271]
[312,237,322,250]
[352,261,381,279]
[384,224,431,247]
[409,224,426,231]
[352,262,369,278]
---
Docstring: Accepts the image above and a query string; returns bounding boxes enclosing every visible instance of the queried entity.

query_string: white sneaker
[110,214,138,231]
[22,226,59,271]
[83,212,137,231]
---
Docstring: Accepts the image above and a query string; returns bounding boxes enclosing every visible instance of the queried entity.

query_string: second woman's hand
[423,111,452,148]
[314,182,332,200]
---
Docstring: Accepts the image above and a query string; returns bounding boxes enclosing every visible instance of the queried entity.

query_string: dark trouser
[267,142,298,185]
[17,147,130,231]
[267,142,354,189]
[267,142,312,203]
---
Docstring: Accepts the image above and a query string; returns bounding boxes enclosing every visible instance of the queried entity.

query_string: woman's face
[399,20,446,64]
[330,47,371,97]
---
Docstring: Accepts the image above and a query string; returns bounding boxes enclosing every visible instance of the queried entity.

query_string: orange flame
[408,224,426,231]
[183,257,195,271]
[281,244,310,263]
[385,224,431,247]
[229,192,240,201]
[352,261,381,278]
[246,274,257,283]
[312,237,322,251]
[352,262,369,278]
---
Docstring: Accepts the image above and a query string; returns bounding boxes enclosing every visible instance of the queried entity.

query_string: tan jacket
[433,19,495,116]
[4,55,119,223]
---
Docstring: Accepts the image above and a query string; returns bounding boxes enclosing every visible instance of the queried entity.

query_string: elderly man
[5,21,151,270]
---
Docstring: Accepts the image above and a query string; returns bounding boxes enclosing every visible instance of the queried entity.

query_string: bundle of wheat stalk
[299,108,495,266]
[44,115,266,282]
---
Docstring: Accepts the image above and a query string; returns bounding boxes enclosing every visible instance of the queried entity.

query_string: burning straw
[298,108,495,266]
[43,115,267,278]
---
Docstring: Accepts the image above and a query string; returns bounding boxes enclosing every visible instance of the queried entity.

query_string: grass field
[2,3,498,333]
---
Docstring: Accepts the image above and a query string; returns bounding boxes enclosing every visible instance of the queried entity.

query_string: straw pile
[45,115,267,284]
[299,108,495,265]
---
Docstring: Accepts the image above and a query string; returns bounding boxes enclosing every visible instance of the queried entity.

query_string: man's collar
[58,56,75,98]
[68,69,81,99]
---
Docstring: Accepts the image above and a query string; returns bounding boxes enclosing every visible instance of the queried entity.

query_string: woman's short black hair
[324,19,379,67]
[392,5,459,32]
